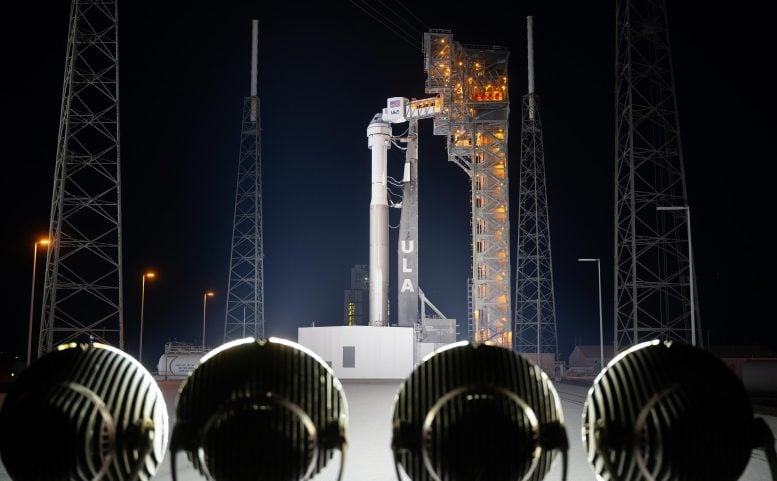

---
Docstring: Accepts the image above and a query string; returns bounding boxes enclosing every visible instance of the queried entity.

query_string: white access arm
[382,96,442,124]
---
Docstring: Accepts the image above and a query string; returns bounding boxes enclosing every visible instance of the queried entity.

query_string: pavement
[1,382,776,480]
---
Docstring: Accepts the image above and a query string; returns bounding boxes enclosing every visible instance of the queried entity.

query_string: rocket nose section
[367,119,392,147]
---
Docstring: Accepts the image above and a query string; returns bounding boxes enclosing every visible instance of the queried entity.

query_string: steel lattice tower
[514,17,559,368]
[38,0,124,355]
[614,0,699,351]
[424,31,512,348]
[224,20,264,342]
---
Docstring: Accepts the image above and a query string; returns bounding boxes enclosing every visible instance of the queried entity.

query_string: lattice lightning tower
[424,31,512,348]
[514,17,559,366]
[38,0,124,355]
[613,0,699,351]
[224,20,265,342]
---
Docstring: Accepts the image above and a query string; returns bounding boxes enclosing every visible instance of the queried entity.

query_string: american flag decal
[389,99,401,108]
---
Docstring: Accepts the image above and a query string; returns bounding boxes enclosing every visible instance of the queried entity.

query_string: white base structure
[298,326,414,380]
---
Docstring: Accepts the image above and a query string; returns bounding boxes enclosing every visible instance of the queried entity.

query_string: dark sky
[2,1,775,364]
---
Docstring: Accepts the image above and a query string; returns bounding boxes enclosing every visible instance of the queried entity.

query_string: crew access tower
[426,31,511,347]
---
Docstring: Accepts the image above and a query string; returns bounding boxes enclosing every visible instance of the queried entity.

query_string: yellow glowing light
[38,239,51,246]
[56,342,78,351]
[206,291,215,297]
[144,272,156,279]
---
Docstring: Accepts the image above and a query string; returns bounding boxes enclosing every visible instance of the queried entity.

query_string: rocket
[367,114,391,326]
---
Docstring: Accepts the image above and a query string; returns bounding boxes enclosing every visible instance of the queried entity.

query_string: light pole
[578,258,604,369]
[27,238,51,367]
[139,271,156,366]
[657,205,696,346]
[202,291,215,350]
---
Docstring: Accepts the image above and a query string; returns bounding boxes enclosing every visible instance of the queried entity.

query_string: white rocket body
[367,116,391,326]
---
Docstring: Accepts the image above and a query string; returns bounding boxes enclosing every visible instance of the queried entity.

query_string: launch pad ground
[1,382,775,480]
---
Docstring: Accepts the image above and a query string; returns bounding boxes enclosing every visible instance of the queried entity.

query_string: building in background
[344,265,369,326]
[567,345,615,379]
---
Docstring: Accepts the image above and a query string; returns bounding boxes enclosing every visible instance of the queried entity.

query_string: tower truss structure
[514,17,559,365]
[614,0,699,351]
[424,31,512,348]
[224,20,264,342]
[39,0,124,355]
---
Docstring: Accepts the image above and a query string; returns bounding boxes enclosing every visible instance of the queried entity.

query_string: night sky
[2,1,775,365]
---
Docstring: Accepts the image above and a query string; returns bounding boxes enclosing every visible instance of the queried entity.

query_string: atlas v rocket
[367,114,391,327]
[367,97,439,327]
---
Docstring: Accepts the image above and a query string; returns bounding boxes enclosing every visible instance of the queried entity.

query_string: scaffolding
[424,31,512,348]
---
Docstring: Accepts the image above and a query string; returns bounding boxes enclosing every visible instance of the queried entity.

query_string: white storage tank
[157,353,203,378]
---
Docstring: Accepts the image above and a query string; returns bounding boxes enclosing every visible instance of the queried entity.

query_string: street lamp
[657,205,696,346]
[202,291,215,350]
[139,271,156,366]
[578,258,604,369]
[27,238,51,367]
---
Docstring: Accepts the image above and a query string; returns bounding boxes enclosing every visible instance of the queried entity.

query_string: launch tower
[613,0,699,351]
[39,0,124,354]
[513,17,559,369]
[224,20,265,342]
[424,31,512,348]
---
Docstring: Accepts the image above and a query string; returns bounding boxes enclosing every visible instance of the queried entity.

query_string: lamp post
[139,271,156,366]
[27,238,51,367]
[657,205,696,346]
[578,258,604,369]
[202,291,215,350]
